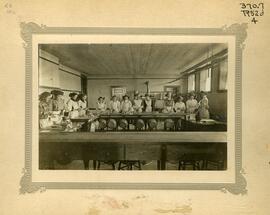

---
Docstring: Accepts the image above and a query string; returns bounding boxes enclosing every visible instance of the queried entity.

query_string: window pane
[219,59,228,90]
[200,68,211,92]
[188,74,195,92]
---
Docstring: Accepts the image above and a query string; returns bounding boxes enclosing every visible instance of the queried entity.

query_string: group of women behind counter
[39,89,210,130]
[96,92,210,119]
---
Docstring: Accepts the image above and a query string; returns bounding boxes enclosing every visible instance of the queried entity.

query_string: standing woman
[121,95,133,113]
[186,93,198,114]
[132,93,143,113]
[78,93,88,109]
[143,94,152,113]
[163,92,175,113]
[39,92,53,128]
[109,95,121,113]
[174,96,186,114]
[66,92,80,118]
[77,93,88,116]
[198,92,210,119]
[51,90,65,112]
[96,97,107,112]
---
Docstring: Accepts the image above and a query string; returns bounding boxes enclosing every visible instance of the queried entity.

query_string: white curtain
[200,68,211,92]
[188,74,195,92]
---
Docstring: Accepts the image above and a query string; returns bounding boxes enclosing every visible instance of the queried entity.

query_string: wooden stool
[118,161,142,170]
[96,161,118,170]
[178,153,202,170]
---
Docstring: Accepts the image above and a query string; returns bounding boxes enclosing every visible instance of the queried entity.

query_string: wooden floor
[52,160,224,170]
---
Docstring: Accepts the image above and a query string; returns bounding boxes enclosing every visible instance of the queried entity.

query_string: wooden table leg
[157,160,161,170]
[160,144,167,170]
[93,160,97,170]
[83,159,89,170]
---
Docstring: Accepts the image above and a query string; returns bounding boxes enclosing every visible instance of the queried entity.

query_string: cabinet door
[39,58,59,87]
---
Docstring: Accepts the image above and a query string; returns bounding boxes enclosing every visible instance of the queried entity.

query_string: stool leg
[157,161,161,170]
[93,160,97,170]
[83,159,89,170]
[118,161,122,170]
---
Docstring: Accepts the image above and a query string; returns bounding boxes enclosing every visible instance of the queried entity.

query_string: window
[219,59,228,90]
[188,74,195,92]
[200,68,212,92]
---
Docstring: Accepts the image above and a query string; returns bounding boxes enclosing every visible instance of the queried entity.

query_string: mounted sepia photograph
[19,26,242,190]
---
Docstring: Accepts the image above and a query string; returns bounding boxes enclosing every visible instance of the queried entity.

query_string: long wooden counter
[39,132,227,170]
[39,132,227,143]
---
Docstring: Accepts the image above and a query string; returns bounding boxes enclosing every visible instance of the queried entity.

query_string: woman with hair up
[174,96,186,114]
[39,91,53,128]
[121,95,133,113]
[51,90,65,112]
[198,92,210,119]
[143,94,152,113]
[66,92,80,118]
[186,93,198,114]
[77,93,88,109]
[96,96,107,112]
[39,92,52,119]
[109,95,121,113]
[77,93,88,116]
[132,92,143,113]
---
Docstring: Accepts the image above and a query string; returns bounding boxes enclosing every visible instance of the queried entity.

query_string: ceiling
[40,43,220,77]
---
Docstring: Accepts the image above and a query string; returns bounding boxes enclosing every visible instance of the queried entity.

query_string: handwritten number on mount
[251,17,258,24]
[240,2,264,24]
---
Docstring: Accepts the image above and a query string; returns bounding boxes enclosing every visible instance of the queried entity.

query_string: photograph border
[19,22,247,194]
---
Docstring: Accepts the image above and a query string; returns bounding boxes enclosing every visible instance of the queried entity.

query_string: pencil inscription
[240,2,264,24]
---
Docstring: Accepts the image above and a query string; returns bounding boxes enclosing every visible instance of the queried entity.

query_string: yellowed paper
[0,0,270,214]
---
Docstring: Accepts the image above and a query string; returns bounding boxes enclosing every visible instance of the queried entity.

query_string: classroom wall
[39,49,82,102]
[87,78,181,108]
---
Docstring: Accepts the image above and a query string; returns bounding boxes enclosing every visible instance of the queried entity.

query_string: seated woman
[132,92,143,113]
[163,92,175,113]
[198,92,210,119]
[96,97,107,112]
[121,95,133,113]
[143,94,152,113]
[39,91,53,128]
[66,92,80,118]
[174,96,186,114]
[109,95,121,113]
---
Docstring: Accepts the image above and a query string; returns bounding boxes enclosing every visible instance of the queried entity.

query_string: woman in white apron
[39,92,54,128]
[50,90,65,124]
[132,93,143,113]
[121,95,133,113]
[66,92,80,118]
[174,96,186,114]
[186,93,198,120]
[198,93,210,119]
[163,93,175,113]
[96,97,107,112]
[109,95,121,113]
[144,94,152,113]
[77,93,88,116]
